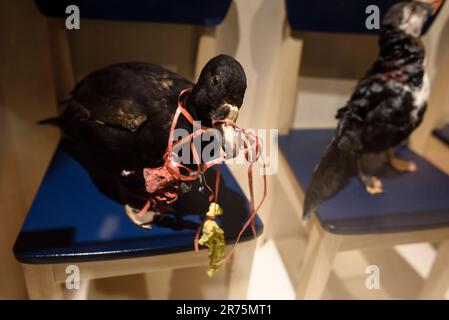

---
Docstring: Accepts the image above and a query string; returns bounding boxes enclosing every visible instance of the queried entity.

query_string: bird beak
[212,104,240,159]
[416,0,443,16]
[431,0,443,15]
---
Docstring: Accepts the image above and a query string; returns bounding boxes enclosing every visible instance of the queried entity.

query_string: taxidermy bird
[40,54,246,228]
[303,0,441,219]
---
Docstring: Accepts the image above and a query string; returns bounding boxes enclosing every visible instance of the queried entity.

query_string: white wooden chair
[277,129,449,300]
[17,0,261,300]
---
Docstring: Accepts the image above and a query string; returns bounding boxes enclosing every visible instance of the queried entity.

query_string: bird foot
[361,176,384,195]
[124,204,159,229]
[388,156,417,173]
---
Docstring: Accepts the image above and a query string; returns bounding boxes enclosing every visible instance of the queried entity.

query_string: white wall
[293,77,356,129]
[0,0,59,299]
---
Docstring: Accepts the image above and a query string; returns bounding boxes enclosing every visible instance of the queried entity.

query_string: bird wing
[68,62,191,133]
[68,66,153,132]
[336,76,397,122]
[84,98,148,132]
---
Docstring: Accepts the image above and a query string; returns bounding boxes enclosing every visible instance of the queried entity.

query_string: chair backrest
[285,0,444,35]
[35,0,232,26]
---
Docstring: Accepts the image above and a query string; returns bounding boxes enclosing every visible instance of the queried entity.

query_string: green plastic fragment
[198,202,226,277]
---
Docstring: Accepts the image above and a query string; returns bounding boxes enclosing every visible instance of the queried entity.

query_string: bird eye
[211,75,219,86]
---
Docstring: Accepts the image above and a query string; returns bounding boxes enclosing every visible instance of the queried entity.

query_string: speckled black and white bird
[40,54,246,227]
[303,1,437,219]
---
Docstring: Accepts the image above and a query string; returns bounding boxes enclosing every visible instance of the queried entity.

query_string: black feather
[303,120,360,219]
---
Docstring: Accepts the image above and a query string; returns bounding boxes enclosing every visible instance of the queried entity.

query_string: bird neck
[368,27,426,87]
[183,91,213,128]
[377,27,425,66]
[180,91,199,121]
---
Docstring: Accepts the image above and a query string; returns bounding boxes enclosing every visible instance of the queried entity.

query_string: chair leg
[295,218,342,300]
[143,270,173,300]
[227,240,257,299]
[22,264,64,300]
[194,26,217,81]
[47,18,75,102]
[63,280,90,300]
[419,240,449,300]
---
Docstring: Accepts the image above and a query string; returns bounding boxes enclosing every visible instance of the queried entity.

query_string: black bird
[40,54,247,227]
[303,1,436,219]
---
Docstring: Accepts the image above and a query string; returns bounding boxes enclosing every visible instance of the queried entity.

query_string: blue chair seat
[14,146,263,264]
[279,129,449,235]
[35,0,231,26]
[433,124,449,146]
[285,0,443,34]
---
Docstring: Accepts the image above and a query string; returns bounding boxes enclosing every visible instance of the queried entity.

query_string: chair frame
[270,20,303,135]
[275,151,449,299]
[22,240,256,299]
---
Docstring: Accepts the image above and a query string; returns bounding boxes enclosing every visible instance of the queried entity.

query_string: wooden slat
[47,18,76,102]
[419,240,449,299]
[341,227,449,251]
[295,217,342,299]
[227,240,257,299]
[194,26,217,82]
[51,250,211,283]
[272,21,303,134]
[22,264,64,300]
